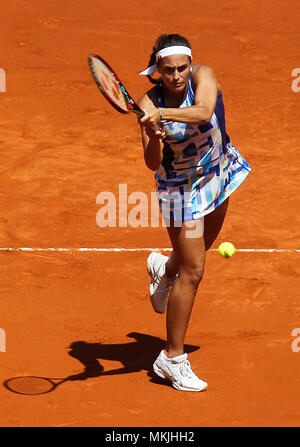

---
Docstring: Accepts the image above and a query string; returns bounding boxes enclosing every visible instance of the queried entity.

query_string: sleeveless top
[155,75,230,187]
[153,75,252,221]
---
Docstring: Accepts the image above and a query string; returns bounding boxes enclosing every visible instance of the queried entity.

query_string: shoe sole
[147,253,168,314]
[147,252,156,277]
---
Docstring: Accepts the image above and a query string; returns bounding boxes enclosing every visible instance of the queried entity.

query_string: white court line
[0,247,299,253]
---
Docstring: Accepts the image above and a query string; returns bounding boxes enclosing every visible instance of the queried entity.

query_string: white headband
[139,45,192,76]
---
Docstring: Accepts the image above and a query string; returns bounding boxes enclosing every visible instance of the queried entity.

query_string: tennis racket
[88,54,145,118]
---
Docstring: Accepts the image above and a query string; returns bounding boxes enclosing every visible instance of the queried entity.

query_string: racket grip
[135,108,145,119]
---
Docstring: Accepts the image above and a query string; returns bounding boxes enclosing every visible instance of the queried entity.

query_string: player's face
[158,54,191,95]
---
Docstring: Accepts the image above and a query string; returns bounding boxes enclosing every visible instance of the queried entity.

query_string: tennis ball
[218,242,235,258]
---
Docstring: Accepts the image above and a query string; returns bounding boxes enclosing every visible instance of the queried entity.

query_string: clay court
[0,0,299,427]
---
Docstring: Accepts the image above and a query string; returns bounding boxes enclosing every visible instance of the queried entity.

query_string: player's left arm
[159,65,218,125]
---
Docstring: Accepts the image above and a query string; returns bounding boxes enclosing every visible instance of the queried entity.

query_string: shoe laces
[179,360,193,378]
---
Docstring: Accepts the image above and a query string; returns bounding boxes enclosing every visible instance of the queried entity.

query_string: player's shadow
[66,332,200,388]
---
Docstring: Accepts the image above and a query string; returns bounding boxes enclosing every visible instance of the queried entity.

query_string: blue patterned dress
[154,76,251,223]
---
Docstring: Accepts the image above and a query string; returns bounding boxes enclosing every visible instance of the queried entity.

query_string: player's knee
[190,265,204,287]
[180,262,204,288]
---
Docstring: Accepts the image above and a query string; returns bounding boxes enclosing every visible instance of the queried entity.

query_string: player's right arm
[137,91,164,172]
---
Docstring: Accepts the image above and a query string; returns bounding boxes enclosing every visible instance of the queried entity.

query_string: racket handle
[132,107,145,119]
[127,101,145,118]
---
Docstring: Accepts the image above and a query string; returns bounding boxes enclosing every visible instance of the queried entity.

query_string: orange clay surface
[0,0,300,427]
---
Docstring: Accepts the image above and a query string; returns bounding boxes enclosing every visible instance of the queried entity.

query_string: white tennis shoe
[153,350,208,392]
[147,252,175,314]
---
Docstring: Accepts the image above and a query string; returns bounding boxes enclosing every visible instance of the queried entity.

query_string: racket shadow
[3,376,70,395]
[3,332,200,395]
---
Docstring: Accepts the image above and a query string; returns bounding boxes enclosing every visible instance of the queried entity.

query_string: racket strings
[90,57,128,112]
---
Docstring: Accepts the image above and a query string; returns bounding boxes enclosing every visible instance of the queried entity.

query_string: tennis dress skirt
[156,142,251,223]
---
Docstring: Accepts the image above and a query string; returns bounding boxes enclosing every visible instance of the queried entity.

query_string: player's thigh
[204,198,229,251]
[166,219,206,274]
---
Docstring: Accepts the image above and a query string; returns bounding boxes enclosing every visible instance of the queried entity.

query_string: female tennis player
[137,33,251,392]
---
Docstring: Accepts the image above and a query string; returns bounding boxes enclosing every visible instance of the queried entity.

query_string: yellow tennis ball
[218,242,235,258]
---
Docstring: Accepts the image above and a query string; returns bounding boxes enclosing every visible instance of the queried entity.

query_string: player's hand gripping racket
[88,54,145,118]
